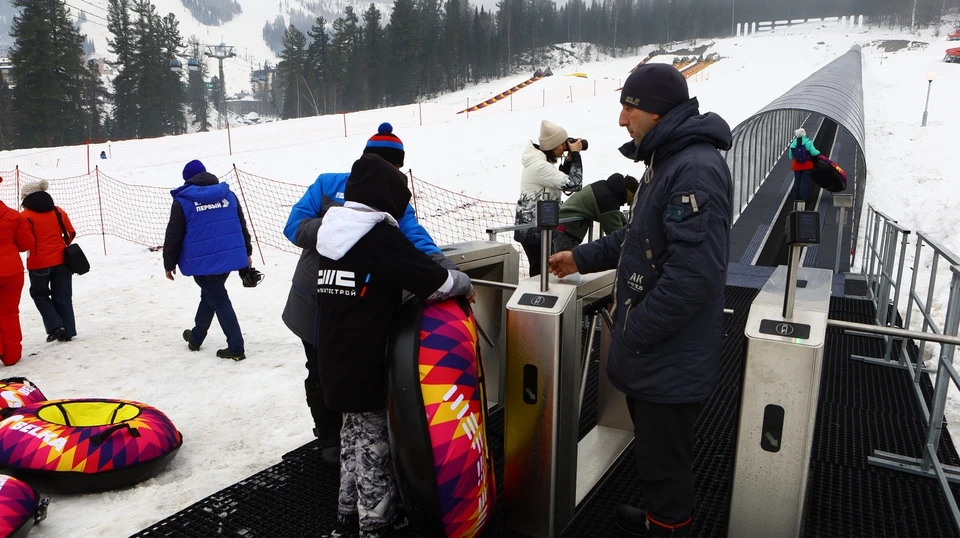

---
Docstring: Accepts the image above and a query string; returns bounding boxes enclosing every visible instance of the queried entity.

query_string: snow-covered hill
[65,0,395,100]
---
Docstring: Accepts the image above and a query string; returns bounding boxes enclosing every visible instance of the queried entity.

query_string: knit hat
[345,154,411,221]
[21,179,48,200]
[606,173,640,206]
[795,128,806,138]
[363,123,405,168]
[182,159,206,181]
[538,120,568,152]
[620,63,689,116]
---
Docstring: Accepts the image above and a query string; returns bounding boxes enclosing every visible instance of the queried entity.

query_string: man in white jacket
[513,120,584,276]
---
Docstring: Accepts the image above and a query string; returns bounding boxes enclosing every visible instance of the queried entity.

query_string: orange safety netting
[0,166,532,275]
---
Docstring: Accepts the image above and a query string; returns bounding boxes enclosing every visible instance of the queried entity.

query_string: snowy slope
[0,23,959,538]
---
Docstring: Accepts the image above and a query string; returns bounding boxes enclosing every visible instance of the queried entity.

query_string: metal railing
[854,205,912,361]
[848,203,960,530]
[485,217,598,243]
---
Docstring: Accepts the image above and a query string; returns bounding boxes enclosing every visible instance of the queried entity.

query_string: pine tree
[277,24,309,119]
[80,59,109,140]
[108,0,137,139]
[10,0,91,148]
[0,77,13,150]
[362,5,385,110]
[388,0,420,105]
[306,17,329,114]
[186,36,211,131]
[158,13,186,135]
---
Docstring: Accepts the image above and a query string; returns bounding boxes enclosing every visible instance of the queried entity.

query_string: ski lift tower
[204,43,236,129]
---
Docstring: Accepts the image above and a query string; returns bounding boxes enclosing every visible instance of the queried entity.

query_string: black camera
[567,137,588,151]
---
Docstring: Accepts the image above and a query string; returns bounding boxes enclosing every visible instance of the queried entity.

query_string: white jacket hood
[316,201,399,260]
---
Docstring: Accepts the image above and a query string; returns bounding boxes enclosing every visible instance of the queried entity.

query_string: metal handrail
[869,204,911,233]
[918,231,960,266]
[485,217,590,235]
[828,319,960,347]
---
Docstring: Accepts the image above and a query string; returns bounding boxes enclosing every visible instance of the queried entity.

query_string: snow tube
[387,298,495,538]
[0,475,48,538]
[810,155,848,192]
[0,399,182,493]
[0,380,46,412]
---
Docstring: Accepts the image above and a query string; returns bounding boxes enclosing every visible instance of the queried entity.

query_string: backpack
[793,137,810,163]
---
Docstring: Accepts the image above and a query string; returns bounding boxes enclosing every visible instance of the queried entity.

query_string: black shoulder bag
[54,209,89,275]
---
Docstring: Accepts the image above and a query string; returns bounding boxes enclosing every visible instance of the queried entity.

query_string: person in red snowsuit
[0,177,32,365]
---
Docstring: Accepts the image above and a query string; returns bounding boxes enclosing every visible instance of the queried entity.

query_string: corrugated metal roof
[752,46,865,153]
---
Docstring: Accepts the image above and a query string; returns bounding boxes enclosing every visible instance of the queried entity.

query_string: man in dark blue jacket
[549,63,733,537]
[164,159,253,361]
[281,122,458,465]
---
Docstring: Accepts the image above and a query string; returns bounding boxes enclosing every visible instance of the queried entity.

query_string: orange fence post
[14,166,19,202]
[233,165,265,265]
[226,120,233,156]
[95,167,107,255]
[419,102,423,127]
[408,169,419,218]
[86,139,91,175]
[343,112,347,137]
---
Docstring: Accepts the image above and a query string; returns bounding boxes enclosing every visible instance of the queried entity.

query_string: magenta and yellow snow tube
[387,298,496,538]
[0,475,48,538]
[0,399,182,493]
[0,380,46,412]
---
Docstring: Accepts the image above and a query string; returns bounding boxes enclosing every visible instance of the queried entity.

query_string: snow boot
[182,330,200,351]
[615,505,692,537]
[216,348,246,361]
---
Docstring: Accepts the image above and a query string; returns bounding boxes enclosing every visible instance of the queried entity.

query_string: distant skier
[789,127,821,202]
[99,151,107,160]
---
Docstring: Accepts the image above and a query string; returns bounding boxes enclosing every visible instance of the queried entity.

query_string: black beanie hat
[620,63,689,116]
[344,154,411,221]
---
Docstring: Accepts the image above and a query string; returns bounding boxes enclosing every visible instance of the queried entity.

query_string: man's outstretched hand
[548,251,579,279]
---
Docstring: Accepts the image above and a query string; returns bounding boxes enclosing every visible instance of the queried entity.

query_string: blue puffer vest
[172,181,247,276]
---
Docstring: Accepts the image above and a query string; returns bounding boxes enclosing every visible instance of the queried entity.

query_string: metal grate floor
[133,288,960,537]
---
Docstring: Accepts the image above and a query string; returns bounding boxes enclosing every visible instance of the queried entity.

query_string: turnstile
[503,271,633,538]
[440,240,519,407]
[729,261,831,536]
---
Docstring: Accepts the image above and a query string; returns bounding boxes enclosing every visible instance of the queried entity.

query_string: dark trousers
[520,236,543,277]
[793,170,811,201]
[627,397,702,524]
[28,264,75,338]
[303,339,343,446]
[192,274,244,353]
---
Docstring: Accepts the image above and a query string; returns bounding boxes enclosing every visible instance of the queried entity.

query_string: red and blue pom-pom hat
[363,122,405,168]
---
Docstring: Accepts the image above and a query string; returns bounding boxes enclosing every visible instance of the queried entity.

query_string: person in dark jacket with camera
[553,173,639,252]
[164,160,254,361]
[316,153,473,538]
[549,63,733,537]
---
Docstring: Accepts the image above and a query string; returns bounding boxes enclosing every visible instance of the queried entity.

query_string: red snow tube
[0,475,48,538]
[387,298,496,538]
[0,380,47,412]
[810,155,848,192]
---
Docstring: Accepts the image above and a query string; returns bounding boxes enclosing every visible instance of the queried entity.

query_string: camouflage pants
[338,410,398,533]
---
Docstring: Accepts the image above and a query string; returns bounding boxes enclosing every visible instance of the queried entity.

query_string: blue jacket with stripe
[281,171,446,346]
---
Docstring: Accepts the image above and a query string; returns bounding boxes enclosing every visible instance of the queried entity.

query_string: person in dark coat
[164,160,254,361]
[315,153,473,537]
[553,173,639,252]
[549,63,733,537]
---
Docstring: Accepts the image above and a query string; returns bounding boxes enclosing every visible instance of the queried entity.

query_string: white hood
[316,201,399,260]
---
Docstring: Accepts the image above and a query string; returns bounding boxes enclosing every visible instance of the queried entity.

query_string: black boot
[614,504,647,536]
[643,512,692,538]
[305,380,340,467]
[615,505,692,537]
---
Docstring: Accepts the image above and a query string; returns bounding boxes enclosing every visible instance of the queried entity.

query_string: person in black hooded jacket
[315,153,474,537]
[549,63,733,537]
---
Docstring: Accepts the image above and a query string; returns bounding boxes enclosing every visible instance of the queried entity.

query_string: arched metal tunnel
[725,46,866,272]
